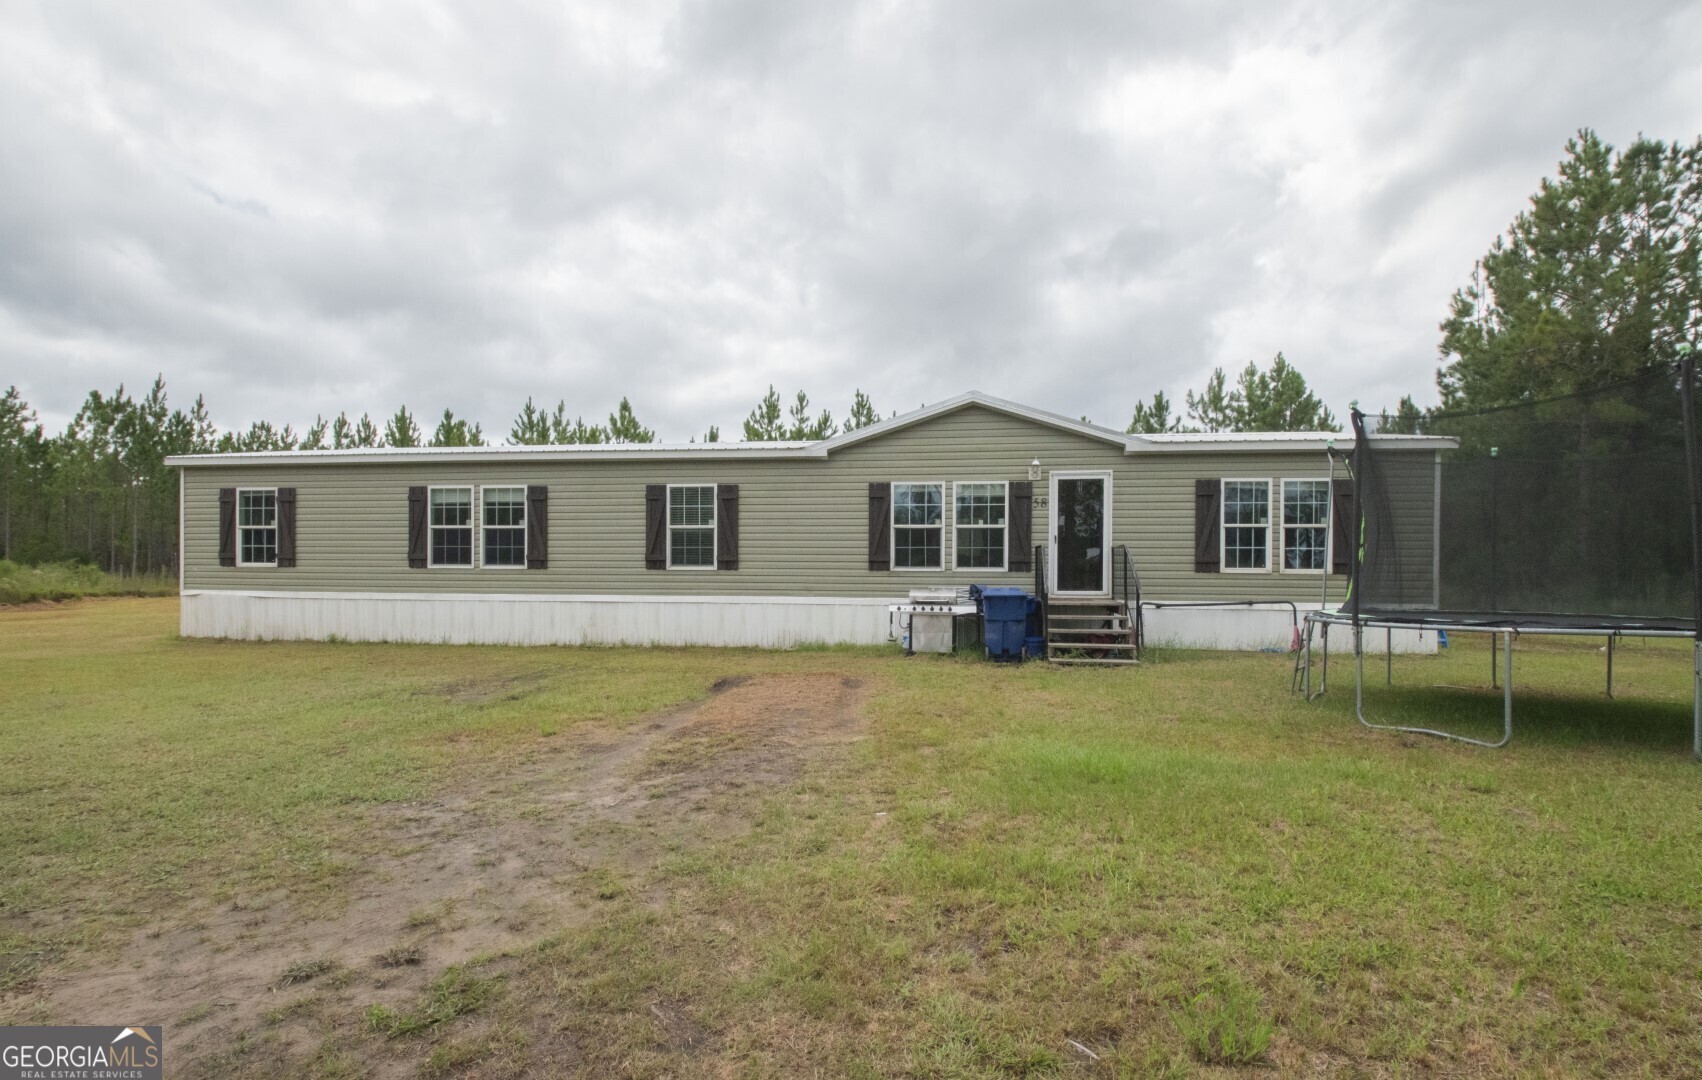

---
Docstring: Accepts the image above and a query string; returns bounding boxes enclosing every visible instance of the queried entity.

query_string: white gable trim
[1126,433,1457,452]
[818,391,1133,454]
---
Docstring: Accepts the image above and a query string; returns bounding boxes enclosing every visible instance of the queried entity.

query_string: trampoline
[1299,353,1702,756]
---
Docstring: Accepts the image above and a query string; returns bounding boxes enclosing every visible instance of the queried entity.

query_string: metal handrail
[1034,544,1047,640]
[1112,544,1143,657]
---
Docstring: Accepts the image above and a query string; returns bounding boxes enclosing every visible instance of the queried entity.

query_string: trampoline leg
[1606,636,1614,699]
[1354,626,1513,750]
[1306,623,1330,700]
[1354,627,1364,718]
[1693,642,1700,763]
[1303,622,1312,696]
[1386,628,1393,686]
[1502,631,1514,746]
[1490,635,1498,688]
[1320,624,1329,696]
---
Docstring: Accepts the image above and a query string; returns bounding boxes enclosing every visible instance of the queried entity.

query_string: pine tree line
[0,383,886,573]
[1125,353,1339,435]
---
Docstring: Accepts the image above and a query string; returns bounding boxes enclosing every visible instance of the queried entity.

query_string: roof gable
[817,392,1132,454]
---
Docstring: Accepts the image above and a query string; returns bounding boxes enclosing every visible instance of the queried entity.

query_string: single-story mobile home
[166,392,1454,654]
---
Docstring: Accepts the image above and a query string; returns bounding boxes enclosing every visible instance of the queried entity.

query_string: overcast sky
[4,1,1700,440]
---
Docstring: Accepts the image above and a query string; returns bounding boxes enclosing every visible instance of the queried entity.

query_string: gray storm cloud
[3,0,1699,436]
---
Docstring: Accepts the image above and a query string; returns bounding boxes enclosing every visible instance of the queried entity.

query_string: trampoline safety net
[1349,367,1697,626]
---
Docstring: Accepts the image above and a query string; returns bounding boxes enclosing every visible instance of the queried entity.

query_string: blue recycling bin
[976,586,1032,661]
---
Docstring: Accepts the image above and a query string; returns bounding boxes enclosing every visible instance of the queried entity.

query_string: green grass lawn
[2,599,1699,1077]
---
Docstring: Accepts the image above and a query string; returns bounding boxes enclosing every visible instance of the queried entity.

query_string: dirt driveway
[26,672,867,1078]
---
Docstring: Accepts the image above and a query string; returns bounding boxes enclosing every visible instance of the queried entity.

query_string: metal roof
[1128,430,1456,452]
[164,391,1455,466]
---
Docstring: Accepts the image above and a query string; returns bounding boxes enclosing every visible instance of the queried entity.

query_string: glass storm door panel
[1054,476,1107,593]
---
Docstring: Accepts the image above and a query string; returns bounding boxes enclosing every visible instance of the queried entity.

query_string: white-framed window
[953,481,1007,570]
[481,486,526,568]
[1281,479,1330,572]
[236,488,278,567]
[668,484,716,569]
[1221,479,1271,572]
[429,486,475,567]
[892,482,945,570]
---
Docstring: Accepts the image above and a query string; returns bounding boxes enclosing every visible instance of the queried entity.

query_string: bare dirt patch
[15,673,866,1078]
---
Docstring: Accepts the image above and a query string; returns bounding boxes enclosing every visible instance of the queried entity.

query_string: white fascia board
[166,442,827,467]
[180,589,905,605]
[1125,435,1459,452]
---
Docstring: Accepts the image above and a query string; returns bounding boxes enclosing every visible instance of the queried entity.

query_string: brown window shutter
[1194,478,1221,573]
[218,487,236,567]
[408,486,428,568]
[526,485,548,569]
[645,484,667,569]
[1008,481,1032,573]
[716,484,739,570]
[1331,477,1355,575]
[868,482,891,571]
[276,488,297,568]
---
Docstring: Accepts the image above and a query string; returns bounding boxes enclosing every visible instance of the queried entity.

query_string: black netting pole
[1681,352,1700,643]
[1489,446,1499,614]
[1681,351,1700,762]
[1488,445,1500,687]
[1348,410,1367,628]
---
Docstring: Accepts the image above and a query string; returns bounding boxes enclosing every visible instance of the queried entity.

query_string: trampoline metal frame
[1304,610,1700,756]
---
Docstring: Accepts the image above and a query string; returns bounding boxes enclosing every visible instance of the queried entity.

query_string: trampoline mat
[1323,608,1694,634]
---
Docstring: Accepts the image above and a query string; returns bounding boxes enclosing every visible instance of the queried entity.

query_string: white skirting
[1141,603,1438,654]
[181,590,901,648]
[180,591,1439,654]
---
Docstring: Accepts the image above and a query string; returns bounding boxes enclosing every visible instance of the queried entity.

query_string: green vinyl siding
[181,404,1436,603]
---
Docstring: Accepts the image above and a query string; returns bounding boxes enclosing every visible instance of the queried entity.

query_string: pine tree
[1184,369,1237,432]
[216,420,298,453]
[703,425,720,443]
[112,377,171,573]
[0,386,38,560]
[352,413,381,448]
[301,416,330,450]
[569,417,610,443]
[384,406,421,448]
[743,386,784,440]
[606,397,654,444]
[1126,390,1180,434]
[509,397,552,445]
[430,408,485,447]
[545,402,610,444]
[1179,355,1336,432]
[1235,353,1337,431]
[782,391,834,440]
[1377,395,1426,434]
[184,394,216,452]
[844,389,879,431]
[1439,129,1701,408]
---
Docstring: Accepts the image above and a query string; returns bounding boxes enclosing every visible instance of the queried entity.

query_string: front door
[1050,471,1111,594]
